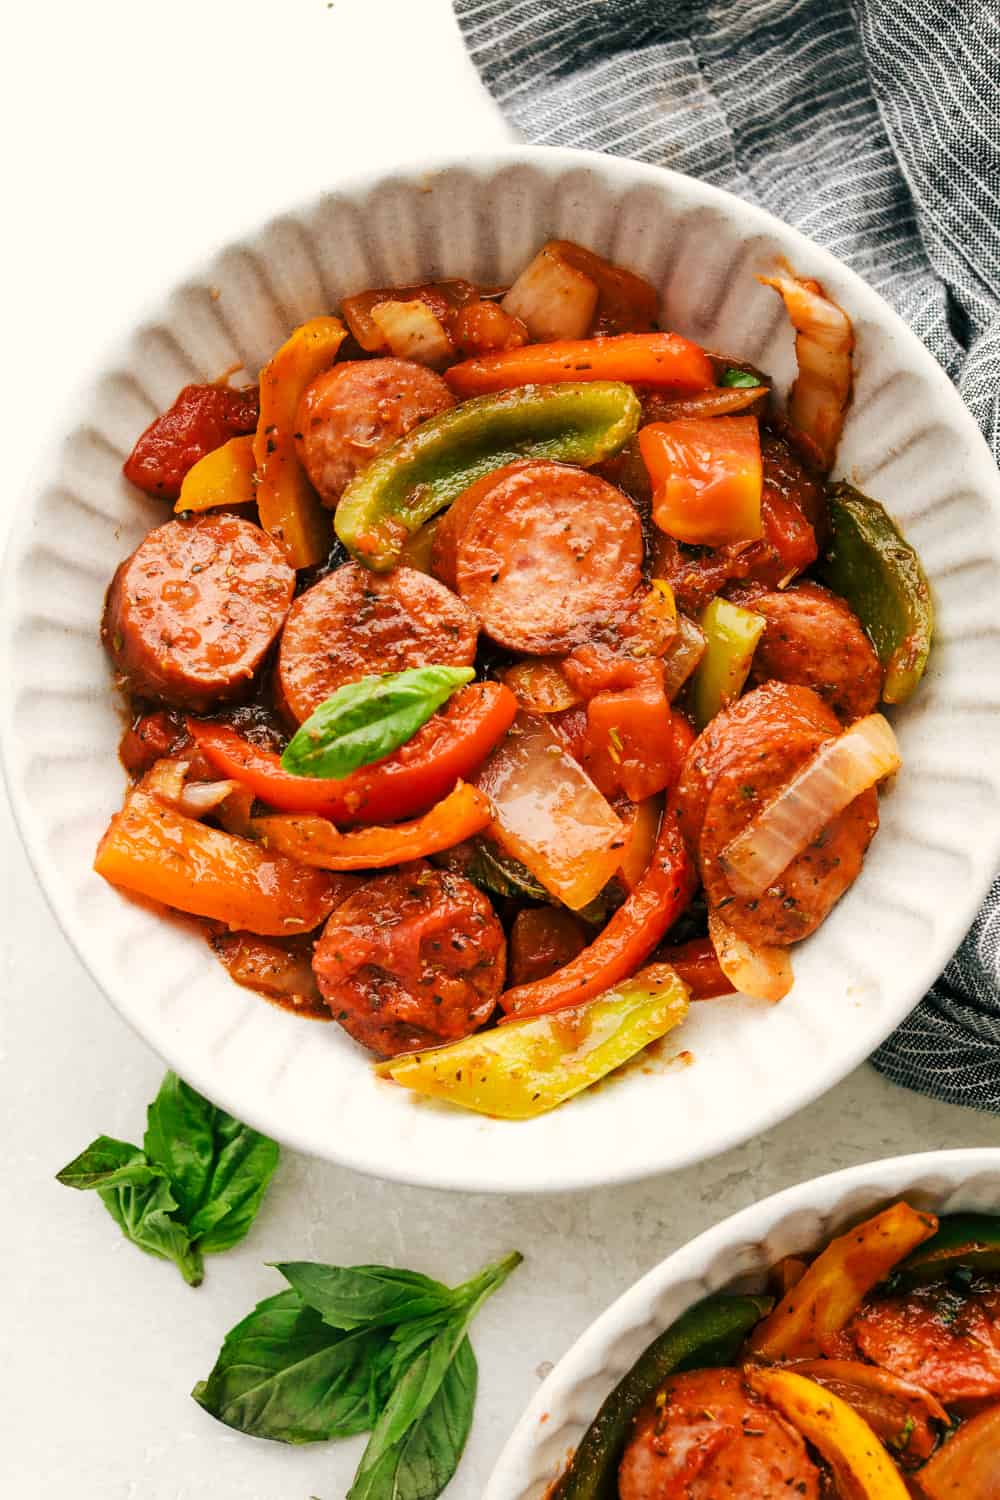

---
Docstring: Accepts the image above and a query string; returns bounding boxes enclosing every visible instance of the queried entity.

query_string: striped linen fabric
[455,0,1000,1109]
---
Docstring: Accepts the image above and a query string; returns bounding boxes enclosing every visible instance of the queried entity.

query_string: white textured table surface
[3,2,997,1496]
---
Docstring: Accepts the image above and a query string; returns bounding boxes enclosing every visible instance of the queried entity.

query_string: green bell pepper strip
[376,964,689,1120]
[896,1212,1000,1284]
[690,597,765,729]
[556,1293,773,1500]
[334,381,641,571]
[817,483,933,704]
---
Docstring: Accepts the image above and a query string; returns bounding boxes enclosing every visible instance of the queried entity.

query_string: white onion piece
[501,244,598,341]
[708,912,793,1004]
[143,758,190,805]
[720,713,900,901]
[661,614,707,701]
[177,779,239,817]
[369,299,455,369]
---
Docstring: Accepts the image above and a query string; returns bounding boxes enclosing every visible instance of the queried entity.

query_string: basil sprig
[56,1072,279,1286]
[194,1250,522,1498]
[719,367,762,388]
[281,665,475,780]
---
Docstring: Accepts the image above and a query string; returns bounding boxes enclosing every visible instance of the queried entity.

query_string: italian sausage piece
[672,681,840,854]
[295,357,455,507]
[693,682,878,946]
[745,581,881,722]
[850,1281,1000,1406]
[123,382,260,501]
[454,460,644,653]
[277,562,478,723]
[103,514,295,711]
[618,1368,821,1500]
[312,863,505,1056]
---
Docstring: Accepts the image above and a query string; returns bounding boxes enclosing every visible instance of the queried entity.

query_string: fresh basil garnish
[281,665,475,780]
[719,368,761,388]
[56,1072,278,1286]
[194,1250,521,1500]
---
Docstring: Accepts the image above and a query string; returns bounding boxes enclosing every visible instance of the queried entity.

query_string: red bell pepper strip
[445,332,715,398]
[656,936,734,999]
[500,808,696,1020]
[188,681,517,826]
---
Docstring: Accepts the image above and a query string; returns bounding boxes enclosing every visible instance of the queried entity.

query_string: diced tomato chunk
[123,383,260,500]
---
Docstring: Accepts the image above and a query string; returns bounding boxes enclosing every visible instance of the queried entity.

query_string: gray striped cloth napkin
[454,0,1000,1109]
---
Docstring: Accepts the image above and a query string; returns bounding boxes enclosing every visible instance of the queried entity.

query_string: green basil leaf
[275,1263,457,1332]
[99,1175,204,1287]
[348,1252,521,1499]
[348,1336,477,1500]
[145,1073,279,1252]
[281,666,475,780]
[719,368,761,388]
[192,1290,388,1443]
[144,1073,216,1220]
[188,1115,280,1253]
[56,1135,163,1192]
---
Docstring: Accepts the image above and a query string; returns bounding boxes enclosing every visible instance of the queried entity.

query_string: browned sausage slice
[744,581,881,722]
[102,514,295,711]
[453,460,644,653]
[618,1368,821,1500]
[295,357,455,506]
[277,562,478,723]
[850,1282,1000,1405]
[672,681,838,854]
[693,684,878,946]
[312,863,505,1056]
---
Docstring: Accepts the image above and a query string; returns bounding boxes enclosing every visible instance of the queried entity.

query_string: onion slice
[142,757,238,819]
[708,912,793,1003]
[719,714,900,900]
[501,244,598,341]
[369,299,455,369]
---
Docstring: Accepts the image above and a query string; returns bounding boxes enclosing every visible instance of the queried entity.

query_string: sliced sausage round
[690,683,878,947]
[744,581,881,721]
[453,460,644,653]
[850,1282,1000,1406]
[312,863,505,1056]
[295,357,454,507]
[618,1368,820,1500]
[276,562,478,723]
[103,514,295,711]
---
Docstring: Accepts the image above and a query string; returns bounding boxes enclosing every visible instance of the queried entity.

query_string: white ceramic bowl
[485,1147,1000,1498]
[4,147,1000,1193]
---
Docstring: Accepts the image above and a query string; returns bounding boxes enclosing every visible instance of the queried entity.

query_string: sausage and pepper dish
[96,238,932,1118]
[557,1201,1000,1500]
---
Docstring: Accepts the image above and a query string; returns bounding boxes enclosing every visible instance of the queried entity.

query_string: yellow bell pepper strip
[556,1294,773,1500]
[639,415,764,546]
[818,483,933,703]
[174,434,257,514]
[334,381,641,572]
[915,1402,1000,1499]
[745,1368,910,1500]
[94,788,340,935]
[748,1201,939,1360]
[376,962,689,1119]
[254,315,347,568]
[250,782,492,870]
[690,597,766,728]
[444,331,716,398]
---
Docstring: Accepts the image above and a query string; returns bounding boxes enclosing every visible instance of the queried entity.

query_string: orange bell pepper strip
[916,1403,1000,1499]
[175,434,256,514]
[188,681,517,827]
[94,788,340,935]
[254,315,347,568]
[251,782,492,870]
[745,1369,910,1500]
[657,936,735,999]
[640,415,763,546]
[499,807,696,1019]
[748,1201,939,1360]
[444,332,715,398]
